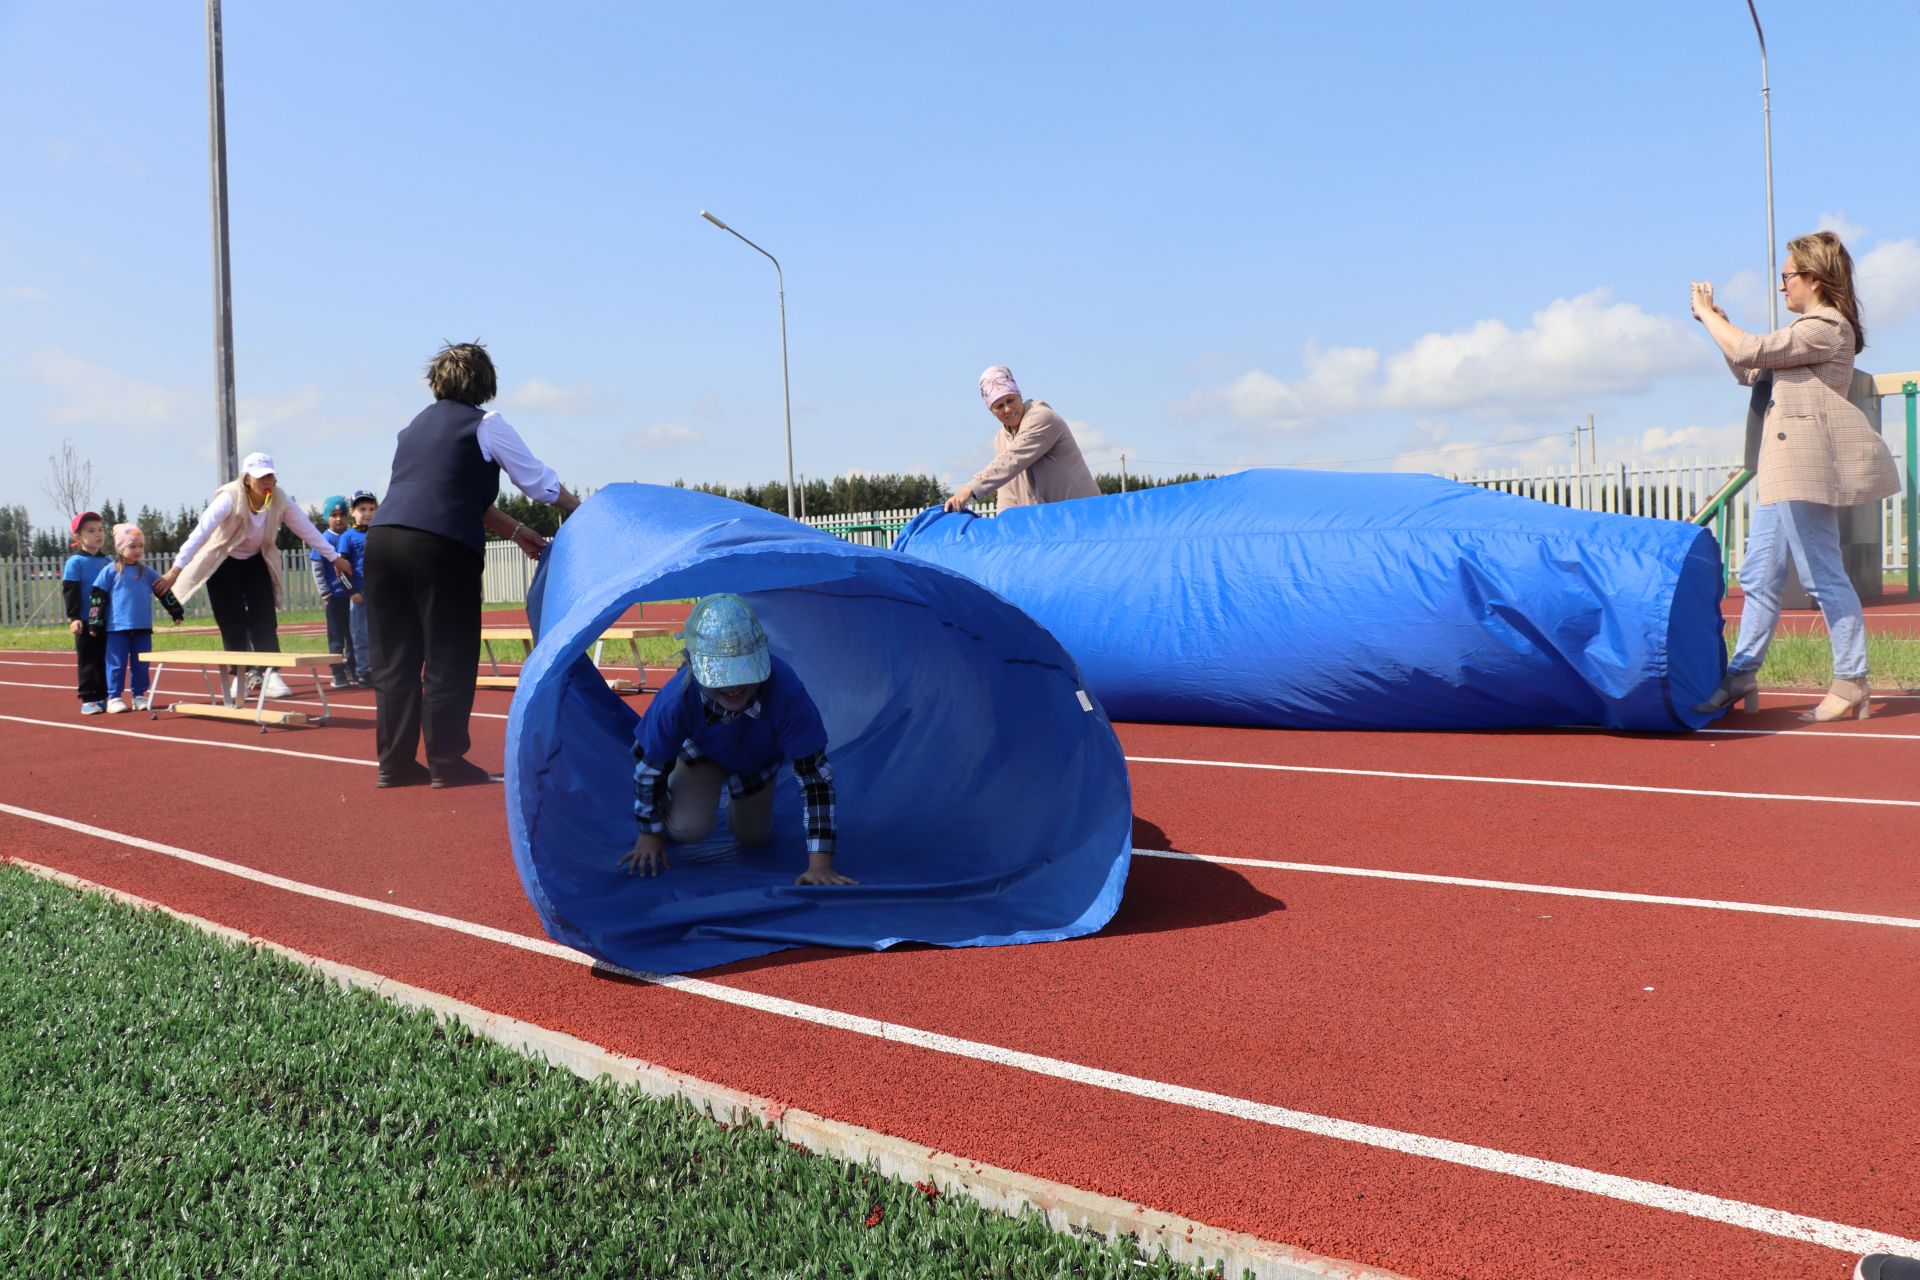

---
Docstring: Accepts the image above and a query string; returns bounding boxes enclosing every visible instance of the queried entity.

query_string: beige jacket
[171,479,294,607]
[1726,306,1901,506]
[968,399,1101,509]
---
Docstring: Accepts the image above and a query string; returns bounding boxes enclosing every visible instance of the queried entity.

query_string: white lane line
[0,677,505,722]
[1125,756,1920,808]
[1135,849,1920,930]
[0,714,375,767]
[0,703,1902,925]
[0,801,1913,1259]
[1696,726,1920,742]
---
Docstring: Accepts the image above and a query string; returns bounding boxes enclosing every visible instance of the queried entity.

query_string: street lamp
[700,210,796,518]
[1746,0,1777,329]
[206,0,239,485]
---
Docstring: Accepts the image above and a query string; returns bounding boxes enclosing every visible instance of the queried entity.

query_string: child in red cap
[61,512,111,713]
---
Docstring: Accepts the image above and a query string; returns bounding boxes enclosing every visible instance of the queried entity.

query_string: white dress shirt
[478,412,563,504]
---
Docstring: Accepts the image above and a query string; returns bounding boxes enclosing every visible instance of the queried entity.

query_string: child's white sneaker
[106,697,129,714]
[262,671,295,699]
[131,694,151,712]
[80,701,105,716]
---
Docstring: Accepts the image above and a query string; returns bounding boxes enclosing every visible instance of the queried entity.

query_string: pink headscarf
[112,523,144,558]
[978,365,1021,409]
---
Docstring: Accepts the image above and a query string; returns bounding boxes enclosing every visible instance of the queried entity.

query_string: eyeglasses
[1780,270,1807,285]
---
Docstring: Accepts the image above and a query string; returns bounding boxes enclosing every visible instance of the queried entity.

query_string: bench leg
[149,664,168,719]
[312,667,331,726]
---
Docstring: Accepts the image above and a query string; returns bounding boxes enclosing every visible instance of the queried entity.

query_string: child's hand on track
[621,833,667,876]
[69,620,83,637]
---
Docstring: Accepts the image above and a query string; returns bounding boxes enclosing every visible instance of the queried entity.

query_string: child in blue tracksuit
[87,524,184,712]
[621,594,855,887]
[340,490,376,686]
[309,495,356,688]
[62,511,112,713]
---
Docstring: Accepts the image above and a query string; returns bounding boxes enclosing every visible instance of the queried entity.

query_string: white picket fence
[1447,455,1911,576]
[6,465,1911,627]
[796,506,988,547]
[0,542,536,630]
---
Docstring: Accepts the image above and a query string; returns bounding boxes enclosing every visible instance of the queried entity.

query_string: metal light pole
[206,0,239,485]
[1746,0,1777,329]
[700,210,796,518]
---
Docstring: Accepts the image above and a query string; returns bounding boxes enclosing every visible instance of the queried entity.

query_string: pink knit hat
[112,523,144,557]
[978,365,1021,409]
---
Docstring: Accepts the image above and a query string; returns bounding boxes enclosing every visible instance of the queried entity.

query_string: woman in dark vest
[368,342,578,788]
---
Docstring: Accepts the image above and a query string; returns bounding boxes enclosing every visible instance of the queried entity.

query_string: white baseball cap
[241,451,277,478]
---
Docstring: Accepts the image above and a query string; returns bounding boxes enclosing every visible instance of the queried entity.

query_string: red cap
[69,511,102,547]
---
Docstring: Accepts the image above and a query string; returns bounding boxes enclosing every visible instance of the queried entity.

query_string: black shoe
[377,763,431,789]
[1859,1257,1920,1280]
[429,758,503,789]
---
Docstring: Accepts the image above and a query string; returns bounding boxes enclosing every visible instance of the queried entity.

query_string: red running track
[1720,591,1920,638]
[1,669,1916,1279]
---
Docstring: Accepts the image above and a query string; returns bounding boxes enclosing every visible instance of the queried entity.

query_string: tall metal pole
[700,211,796,518]
[206,0,239,485]
[1746,0,1777,329]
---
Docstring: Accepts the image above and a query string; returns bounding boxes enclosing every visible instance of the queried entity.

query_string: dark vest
[373,401,500,556]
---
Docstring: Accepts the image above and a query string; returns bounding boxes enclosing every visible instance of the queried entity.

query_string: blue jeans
[1728,500,1868,680]
[349,598,371,681]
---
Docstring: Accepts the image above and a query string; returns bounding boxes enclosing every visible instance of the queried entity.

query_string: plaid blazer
[1725,306,1900,506]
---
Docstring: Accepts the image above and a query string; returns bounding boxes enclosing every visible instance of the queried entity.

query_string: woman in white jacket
[155,451,353,698]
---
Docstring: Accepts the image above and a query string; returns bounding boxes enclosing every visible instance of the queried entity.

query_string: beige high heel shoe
[1692,670,1760,715]
[1799,677,1872,723]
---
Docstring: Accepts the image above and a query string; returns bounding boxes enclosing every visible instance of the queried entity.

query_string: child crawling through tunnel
[621,594,858,886]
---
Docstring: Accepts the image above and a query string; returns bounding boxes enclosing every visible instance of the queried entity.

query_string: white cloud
[5,285,50,303]
[634,423,701,450]
[1188,289,1699,431]
[1818,211,1869,244]
[1858,238,1920,326]
[31,347,196,429]
[237,386,327,452]
[505,377,616,417]
[1638,422,1742,457]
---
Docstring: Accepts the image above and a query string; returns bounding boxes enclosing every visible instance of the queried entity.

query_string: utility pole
[206,0,239,485]
[1120,453,1129,493]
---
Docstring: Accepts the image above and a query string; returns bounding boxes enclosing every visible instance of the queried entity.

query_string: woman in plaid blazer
[1689,230,1900,723]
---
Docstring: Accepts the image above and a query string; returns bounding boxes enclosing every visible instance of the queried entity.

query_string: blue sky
[3,0,1917,530]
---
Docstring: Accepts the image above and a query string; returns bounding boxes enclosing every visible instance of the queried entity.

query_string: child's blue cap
[321,494,348,516]
[349,489,378,506]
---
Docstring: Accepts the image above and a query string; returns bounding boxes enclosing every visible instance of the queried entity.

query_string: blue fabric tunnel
[505,484,1133,974]
[894,470,1728,733]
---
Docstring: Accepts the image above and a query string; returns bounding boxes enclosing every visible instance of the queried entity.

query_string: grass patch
[0,867,1228,1280]
[1743,628,1920,690]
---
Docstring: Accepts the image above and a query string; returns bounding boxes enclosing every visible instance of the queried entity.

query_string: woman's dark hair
[1786,231,1865,353]
[426,341,498,405]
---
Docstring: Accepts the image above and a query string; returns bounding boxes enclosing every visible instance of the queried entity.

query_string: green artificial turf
[0,868,1233,1279]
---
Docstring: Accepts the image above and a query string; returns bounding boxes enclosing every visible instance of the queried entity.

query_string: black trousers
[204,554,281,655]
[366,525,482,773]
[72,628,107,702]
[324,594,354,681]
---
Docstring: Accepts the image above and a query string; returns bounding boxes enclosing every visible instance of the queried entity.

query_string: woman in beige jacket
[1690,230,1900,722]
[155,450,353,699]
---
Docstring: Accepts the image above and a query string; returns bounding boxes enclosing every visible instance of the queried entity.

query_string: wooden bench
[136,649,343,732]
[478,623,678,693]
